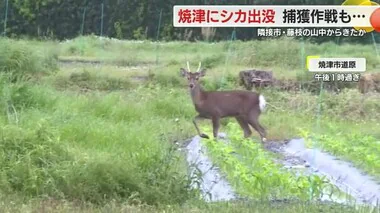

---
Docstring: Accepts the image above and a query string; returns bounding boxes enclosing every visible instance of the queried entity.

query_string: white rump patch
[259,95,266,112]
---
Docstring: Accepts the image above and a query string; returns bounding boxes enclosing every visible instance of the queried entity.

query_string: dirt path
[58,58,150,69]
[57,59,152,83]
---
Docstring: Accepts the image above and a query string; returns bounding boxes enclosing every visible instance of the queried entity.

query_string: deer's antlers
[187,61,191,72]
[186,61,202,73]
[196,62,202,73]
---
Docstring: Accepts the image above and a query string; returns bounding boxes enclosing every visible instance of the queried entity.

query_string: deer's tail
[259,94,266,112]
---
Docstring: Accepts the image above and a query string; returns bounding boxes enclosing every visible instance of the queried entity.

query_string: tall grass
[0,38,59,80]
[0,81,201,205]
[0,38,200,205]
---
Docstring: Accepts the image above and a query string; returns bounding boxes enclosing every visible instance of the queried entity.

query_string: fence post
[155,8,163,65]
[3,0,9,36]
[371,33,379,62]
[81,6,87,36]
[100,2,104,36]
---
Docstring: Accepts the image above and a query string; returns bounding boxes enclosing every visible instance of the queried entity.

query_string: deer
[180,61,267,143]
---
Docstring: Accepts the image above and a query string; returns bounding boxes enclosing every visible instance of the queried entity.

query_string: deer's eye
[187,77,190,80]
[195,77,199,80]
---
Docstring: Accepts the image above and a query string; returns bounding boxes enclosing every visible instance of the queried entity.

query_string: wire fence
[1,3,108,38]
[2,0,9,36]
[1,1,380,44]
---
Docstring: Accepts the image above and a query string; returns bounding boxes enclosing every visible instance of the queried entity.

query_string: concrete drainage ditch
[184,133,380,207]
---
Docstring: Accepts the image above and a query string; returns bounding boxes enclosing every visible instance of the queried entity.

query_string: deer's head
[180,62,206,90]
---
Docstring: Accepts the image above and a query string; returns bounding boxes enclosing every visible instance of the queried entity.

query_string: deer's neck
[190,84,206,106]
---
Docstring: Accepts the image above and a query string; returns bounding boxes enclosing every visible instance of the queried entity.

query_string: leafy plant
[200,122,334,201]
[303,130,380,179]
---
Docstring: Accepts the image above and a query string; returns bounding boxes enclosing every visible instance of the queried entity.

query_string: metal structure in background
[297,29,322,201]
[155,8,163,66]
[100,2,104,37]
[3,0,8,36]
[1,1,379,43]
[372,33,380,60]
[298,31,314,200]
[310,31,379,201]
[80,7,87,36]
[221,28,237,88]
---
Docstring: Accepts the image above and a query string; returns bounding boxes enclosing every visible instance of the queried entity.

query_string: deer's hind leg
[235,116,252,138]
[211,116,220,139]
[247,110,267,142]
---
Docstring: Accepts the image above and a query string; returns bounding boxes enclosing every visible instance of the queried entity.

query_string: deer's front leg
[193,115,209,139]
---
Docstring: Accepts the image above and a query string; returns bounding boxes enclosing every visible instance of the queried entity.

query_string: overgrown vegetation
[0,83,201,206]
[0,38,58,81]
[0,36,379,211]
[0,38,200,206]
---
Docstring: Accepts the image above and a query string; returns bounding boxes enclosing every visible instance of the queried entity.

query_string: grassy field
[0,35,379,212]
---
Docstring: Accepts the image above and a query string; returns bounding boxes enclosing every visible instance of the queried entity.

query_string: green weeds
[0,38,58,80]
[0,78,198,205]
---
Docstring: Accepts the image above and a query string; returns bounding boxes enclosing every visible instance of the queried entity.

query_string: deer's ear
[199,68,206,77]
[180,68,188,77]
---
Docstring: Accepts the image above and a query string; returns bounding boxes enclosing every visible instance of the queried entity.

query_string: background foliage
[1,0,379,44]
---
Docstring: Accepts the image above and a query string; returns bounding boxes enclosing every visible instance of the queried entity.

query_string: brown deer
[180,62,267,142]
